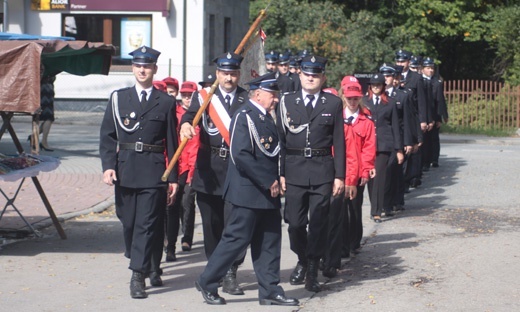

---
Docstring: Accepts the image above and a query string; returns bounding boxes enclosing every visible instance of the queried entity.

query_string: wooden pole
[161,9,268,182]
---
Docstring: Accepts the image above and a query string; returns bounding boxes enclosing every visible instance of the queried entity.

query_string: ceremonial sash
[199,87,231,145]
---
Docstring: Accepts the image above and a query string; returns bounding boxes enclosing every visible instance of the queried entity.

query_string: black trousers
[198,206,284,299]
[165,171,197,250]
[284,182,332,263]
[197,192,245,265]
[115,185,166,274]
[346,184,365,252]
[368,151,391,217]
[385,152,405,208]
[430,125,441,163]
[405,149,423,183]
[422,130,434,167]
[324,195,345,269]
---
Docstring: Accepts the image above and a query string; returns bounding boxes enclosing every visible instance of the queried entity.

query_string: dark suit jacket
[276,72,296,93]
[223,101,281,209]
[389,88,417,146]
[431,78,448,122]
[402,70,429,124]
[99,86,178,188]
[277,91,345,186]
[180,86,248,195]
[364,95,402,152]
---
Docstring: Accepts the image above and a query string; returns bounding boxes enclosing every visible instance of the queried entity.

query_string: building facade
[1,0,250,100]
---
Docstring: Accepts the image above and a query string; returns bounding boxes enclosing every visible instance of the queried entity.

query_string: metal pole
[3,0,8,32]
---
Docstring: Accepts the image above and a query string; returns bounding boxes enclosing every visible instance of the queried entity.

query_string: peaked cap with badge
[129,46,161,65]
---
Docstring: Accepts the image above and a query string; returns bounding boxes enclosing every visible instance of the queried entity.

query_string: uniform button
[139,127,143,130]
[140,117,143,120]
[139,138,142,140]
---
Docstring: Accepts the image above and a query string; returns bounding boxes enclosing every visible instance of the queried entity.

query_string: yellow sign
[31,0,69,11]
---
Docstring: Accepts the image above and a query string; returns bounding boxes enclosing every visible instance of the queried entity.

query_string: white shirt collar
[344,108,359,123]
[219,85,237,101]
[135,85,153,100]
[302,90,319,107]
[250,99,267,115]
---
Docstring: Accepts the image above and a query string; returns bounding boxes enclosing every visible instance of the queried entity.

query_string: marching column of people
[101,46,447,302]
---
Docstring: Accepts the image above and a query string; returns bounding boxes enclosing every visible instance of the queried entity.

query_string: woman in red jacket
[341,76,376,255]
[322,77,376,277]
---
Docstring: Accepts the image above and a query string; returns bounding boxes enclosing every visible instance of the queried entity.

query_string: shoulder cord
[279,95,309,134]
[245,113,280,157]
[199,92,220,136]
[111,91,140,135]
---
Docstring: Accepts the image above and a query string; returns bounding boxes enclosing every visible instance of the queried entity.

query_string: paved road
[1,121,519,311]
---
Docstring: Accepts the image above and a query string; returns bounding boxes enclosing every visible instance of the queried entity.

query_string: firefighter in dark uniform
[99,46,178,299]
[395,49,428,188]
[180,52,248,295]
[277,55,345,292]
[278,50,299,92]
[195,73,299,306]
[422,57,448,168]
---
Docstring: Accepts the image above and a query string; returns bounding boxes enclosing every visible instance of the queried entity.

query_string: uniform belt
[202,144,230,159]
[286,148,331,158]
[119,142,165,153]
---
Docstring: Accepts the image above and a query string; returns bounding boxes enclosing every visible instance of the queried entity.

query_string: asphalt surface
[1,117,519,311]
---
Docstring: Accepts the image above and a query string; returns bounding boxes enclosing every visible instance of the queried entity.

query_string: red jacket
[176,104,199,183]
[344,108,376,186]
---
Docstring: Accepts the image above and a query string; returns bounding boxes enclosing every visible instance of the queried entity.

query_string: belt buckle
[304,147,312,158]
[135,142,144,152]
[219,148,228,159]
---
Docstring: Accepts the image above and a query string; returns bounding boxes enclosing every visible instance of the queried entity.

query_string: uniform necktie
[225,94,231,110]
[140,90,147,105]
[345,116,354,125]
[306,94,315,117]
[374,96,380,106]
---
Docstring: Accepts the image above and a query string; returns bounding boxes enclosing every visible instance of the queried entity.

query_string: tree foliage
[250,0,520,85]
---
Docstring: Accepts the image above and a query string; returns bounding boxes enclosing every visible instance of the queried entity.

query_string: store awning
[0,33,115,114]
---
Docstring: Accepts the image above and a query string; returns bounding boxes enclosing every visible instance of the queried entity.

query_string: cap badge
[141,47,146,53]
[226,52,232,59]
[311,56,316,63]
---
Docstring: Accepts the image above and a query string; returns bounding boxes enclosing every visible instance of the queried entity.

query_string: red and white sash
[199,87,231,145]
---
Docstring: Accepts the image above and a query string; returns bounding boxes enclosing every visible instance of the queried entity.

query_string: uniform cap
[289,56,299,68]
[246,72,279,92]
[379,63,396,76]
[393,65,404,76]
[395,49,412,61]
[163,77,179,89]
[213,52,243,71]
[341,75,359,87]
[300,55,327,74]
[265,51,279,64]
[278,51,291,65]
[129,46,161,65]
[422,57,435,67]
[180,81,198,93]
[369,73,385,84]
[198,73,215,86]
[410,55,423,68]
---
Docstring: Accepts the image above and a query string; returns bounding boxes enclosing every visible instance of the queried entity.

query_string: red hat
[162,77,179,90]
[341,76,363,97]
[180,81,198,93]
[341,75,359,87]
[322,87,338,96]
[153,80,167,92]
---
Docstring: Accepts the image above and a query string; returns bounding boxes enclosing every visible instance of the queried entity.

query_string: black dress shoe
[383,210,395,217]
[195,281,226,305]
[222,265,244,295]
[305,260,321,292]
[289,263,307,285]
[259,294,299,306]
[149,271,163,287]
[181,242,192,251]
[431,162,439,168]
[322,267,338,278]
[165,249,177,262]
[130,271,147,299]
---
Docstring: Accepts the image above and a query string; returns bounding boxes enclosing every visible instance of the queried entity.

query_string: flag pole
[162,9,268,182]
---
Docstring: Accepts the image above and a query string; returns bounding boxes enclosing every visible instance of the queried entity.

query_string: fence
[444,80,520,130]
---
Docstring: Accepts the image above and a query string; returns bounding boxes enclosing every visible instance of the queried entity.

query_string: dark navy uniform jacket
[180,86,248,195]
[364,95,403,153]
[99,87,178,188]
[389,88,417,146]
[223,101,281,209]
[431,78,448,122]
[402,70,429,124]
[277,91,345,186]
